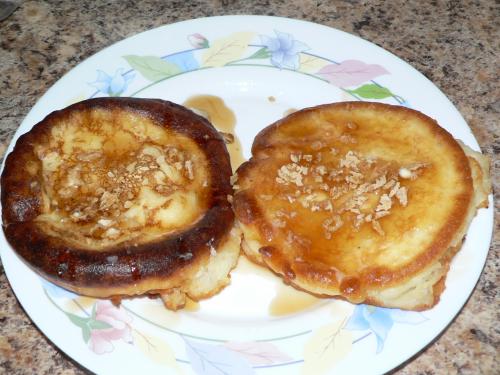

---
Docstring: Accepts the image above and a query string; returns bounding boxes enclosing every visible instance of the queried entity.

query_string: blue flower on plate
[164,51,199,72]
[41,278,78,299]
[399,98,411,108]
[346,304,427,353]
[260,30,309,70]
[89,68,135,96]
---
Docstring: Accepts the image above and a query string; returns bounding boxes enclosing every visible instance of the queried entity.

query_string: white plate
[0,15,493,375]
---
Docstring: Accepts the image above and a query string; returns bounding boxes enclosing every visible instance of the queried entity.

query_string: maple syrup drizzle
[184,297,200,312]
[184,95,245,172]
[236,257,321,316]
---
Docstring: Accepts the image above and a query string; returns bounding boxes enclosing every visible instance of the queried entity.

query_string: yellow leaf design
[64,296,96,313]
[302,319,353,375]
[140,302,181,327]
[132,331,184,374]
[330,299,355,317]
[202,32,255,67]
[298,53,330,74]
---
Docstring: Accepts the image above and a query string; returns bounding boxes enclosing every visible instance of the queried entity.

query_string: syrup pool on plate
[184,95,245,172]
[182,95,324,319]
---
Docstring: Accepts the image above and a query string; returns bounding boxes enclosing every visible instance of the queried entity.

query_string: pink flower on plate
[188,33,209,48]
[88,300,133,354]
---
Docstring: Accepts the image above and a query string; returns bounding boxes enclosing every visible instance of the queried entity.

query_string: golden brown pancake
[1,97,240,310]
[233,102,490,311]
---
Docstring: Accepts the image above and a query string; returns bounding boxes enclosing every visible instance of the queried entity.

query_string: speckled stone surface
[0,0,498,374]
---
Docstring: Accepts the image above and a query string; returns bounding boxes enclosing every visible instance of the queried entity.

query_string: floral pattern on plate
[44,279,427,375]
[88,30,407,106]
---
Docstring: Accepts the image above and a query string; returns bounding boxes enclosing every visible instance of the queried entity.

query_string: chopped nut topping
[285,230,312,250]
[376,194,392,212]
[276,163,308,186]
[340,151,360,170]
[77,151,102,161]
[104,227,120,238]
[370,174,387,191]
[395,186,408,206]
[185,160,194,180]
[346,170,363,185]
[270,145,425,235]
[356,182,370,195]
[323,215,343,239]
[272,219,286,228]
[315,165,327,176]
[98,218,113,227]
[100,191,117,210]
[311,141,324,150]
[40,139,200,243]
[320,183,330,191]
[388,181,399,198]
[339,134,356,144]
[383,179,396,190]
[330,185,347,199]
[290,153,301,163]
[70,211,83,220]
[372,220,385,236]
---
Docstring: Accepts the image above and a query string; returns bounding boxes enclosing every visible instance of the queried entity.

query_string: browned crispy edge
[1,97,234,290]
[234,101,475,299]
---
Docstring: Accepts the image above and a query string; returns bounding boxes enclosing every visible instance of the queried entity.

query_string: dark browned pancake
[233,102,490,310]
[1,97,241,309]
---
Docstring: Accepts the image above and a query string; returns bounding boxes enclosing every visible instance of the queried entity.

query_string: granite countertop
[0,0,498,374]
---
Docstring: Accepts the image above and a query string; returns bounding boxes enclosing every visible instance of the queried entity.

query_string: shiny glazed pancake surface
[1,98,240,309]
[233,102,490,310]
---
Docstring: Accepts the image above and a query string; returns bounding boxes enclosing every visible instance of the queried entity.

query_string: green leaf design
[82,326,91,344]
[89,319,113,330]
[349,84,393,99]
[66,312,90,328]
[123,55,181,81]
[247,47,271,59]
